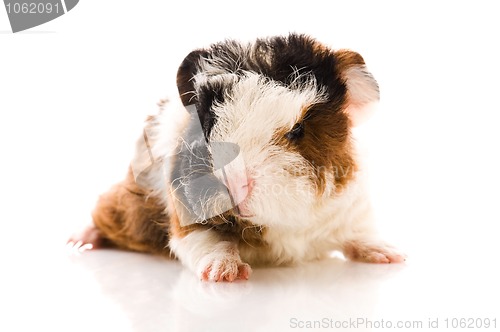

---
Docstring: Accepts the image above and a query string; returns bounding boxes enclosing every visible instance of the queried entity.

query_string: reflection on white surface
[5,245,497,332]
[170,257,401,332]
[47,250,407,332]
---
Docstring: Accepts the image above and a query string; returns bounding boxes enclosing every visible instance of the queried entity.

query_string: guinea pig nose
[225,175,254,207]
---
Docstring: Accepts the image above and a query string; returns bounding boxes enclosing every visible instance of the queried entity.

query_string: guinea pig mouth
[235,211,255,219]
[170,161,255,225]
[232,201,255,219]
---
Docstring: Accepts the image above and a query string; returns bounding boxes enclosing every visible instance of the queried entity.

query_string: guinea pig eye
[285,122,304,141]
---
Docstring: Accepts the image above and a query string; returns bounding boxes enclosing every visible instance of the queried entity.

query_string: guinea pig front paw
[343,240,407,264]
[197,253,252,282]
[66,225,104,254]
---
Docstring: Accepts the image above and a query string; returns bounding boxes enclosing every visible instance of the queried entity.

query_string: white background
[1,1,499,331]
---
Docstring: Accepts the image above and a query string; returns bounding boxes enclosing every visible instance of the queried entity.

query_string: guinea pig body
[69,34,405,281]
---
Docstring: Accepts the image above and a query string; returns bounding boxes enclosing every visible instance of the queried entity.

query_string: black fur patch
[175,33,348,143]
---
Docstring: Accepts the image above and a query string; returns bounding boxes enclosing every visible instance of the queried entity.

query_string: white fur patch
[239,173,376,266]
[197,41,251,77]
[207,73,325,228]
[169,229,251,281]
[130,98,189,205]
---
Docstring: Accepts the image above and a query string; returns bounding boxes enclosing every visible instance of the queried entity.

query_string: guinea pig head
[174,34,379,228]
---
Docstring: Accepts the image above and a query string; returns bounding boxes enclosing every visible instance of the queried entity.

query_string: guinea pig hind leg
[342,237,407,264]
[169,228,252,282]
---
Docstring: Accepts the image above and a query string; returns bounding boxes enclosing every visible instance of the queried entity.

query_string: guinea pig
[68,33,406,282]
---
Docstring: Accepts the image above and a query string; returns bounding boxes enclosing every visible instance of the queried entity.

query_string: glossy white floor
[1,1,499,331]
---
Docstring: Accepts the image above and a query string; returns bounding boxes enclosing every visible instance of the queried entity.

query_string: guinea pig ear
[176,49,208,106]
[335,50,380,126]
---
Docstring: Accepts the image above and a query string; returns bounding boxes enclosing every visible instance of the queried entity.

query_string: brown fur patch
[310,38,336,57]
[167,210,206,239]
[334,49,366,71]
[92,167,266,256]
[239,219,267,248]
[167,196,267,248]
[275,48,366,195]
[216,215,267,247]
[276,100,357,196]
[92,167,172,257]
[301,102,357,195]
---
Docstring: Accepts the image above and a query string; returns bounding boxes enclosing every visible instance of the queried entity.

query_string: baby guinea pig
[68,33,406,282]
